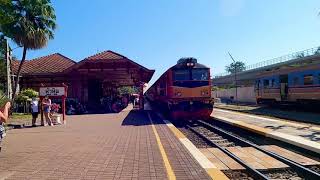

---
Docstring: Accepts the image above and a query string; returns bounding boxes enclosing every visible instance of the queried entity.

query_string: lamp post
[228,52,237,104]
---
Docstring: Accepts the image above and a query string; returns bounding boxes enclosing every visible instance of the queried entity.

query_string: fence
[214,46,320,78]
[212,86,256,103]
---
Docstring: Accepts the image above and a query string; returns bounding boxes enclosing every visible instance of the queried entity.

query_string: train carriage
[146,58,213,120]
[255,61,320,104]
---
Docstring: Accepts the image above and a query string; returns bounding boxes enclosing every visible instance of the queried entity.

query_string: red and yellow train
[145,58,213,120]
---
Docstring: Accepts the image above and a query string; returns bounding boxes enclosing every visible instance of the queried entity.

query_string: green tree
[314,47,320,55]
[0,0,56,99]
[295,52,305,59]
[15,88,37,103]
[118,86,139,95]
[225,61,246,74]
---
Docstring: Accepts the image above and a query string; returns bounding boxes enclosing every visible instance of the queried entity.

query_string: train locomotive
[255,60,320,104]
[145,58,213,120]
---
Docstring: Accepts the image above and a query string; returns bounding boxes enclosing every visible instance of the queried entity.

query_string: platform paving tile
[149,113,211,180]
[212,109,320,143]
[0,109,210,180]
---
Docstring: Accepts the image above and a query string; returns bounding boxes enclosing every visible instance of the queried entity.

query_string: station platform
[0,105,225,180]
[211,108,320,154]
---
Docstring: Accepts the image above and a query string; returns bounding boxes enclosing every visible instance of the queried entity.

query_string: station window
[263,79,269,87]
[303,74,313,85]
[293,77,300,86]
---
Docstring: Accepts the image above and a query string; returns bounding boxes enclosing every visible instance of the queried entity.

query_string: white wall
[212,86,256,103]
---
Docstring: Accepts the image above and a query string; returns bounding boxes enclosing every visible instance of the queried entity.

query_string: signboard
[39,87,66,96]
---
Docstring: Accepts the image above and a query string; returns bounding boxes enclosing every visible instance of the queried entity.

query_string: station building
[11,51,154,108]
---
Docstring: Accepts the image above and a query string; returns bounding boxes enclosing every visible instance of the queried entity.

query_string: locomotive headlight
[201,90,209,96]
[186,62,195,67]
[175,91,182,97]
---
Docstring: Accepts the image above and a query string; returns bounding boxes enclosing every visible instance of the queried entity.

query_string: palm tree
[0,0,56,99]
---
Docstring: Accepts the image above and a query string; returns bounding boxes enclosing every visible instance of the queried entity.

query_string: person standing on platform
[0,102,11,152]
[42,95,53,126]
[30,98,39,127]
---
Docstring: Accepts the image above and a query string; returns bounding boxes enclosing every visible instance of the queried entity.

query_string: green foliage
[15,88,38,103]
[225,61,246,74]
[0,0,57,98]
[0,0,57,50]
[117,86,139,95]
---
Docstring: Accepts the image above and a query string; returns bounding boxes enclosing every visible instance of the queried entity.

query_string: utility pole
[4,38,12,99]
[228,52,237,104]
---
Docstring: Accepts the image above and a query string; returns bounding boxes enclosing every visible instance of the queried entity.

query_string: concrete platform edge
[213,115,320,154]
[159,116,229,180]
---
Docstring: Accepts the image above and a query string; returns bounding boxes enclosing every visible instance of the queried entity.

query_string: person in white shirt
[31,98,39,127]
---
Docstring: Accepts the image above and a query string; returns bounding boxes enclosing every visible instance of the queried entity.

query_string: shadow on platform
[121,110,165,126]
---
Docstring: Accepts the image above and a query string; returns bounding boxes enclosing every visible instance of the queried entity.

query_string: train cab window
[318,74,320,84]
[293,77,300,86]
[173,70,190,81]
[303,74,313,85]
[192,69,209,80]
[263,79,269,87]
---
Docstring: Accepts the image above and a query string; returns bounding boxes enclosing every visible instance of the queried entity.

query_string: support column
[139,82,144,110]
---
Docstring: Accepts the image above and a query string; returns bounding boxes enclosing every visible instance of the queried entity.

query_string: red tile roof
[12,53,76,75]
[85,50,126,61]
[64,50,153,72]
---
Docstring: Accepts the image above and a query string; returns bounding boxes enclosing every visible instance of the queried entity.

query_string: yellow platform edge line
[168,126,186,139]
[206,168,229,180]
[214,115,270,136]
[215,108,320,132]
[163,119,229,180]
[213,115,320,154]
[148,113,176,180]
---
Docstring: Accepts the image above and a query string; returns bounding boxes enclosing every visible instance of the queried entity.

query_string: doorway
[88,79,102,105]
[279,74,288,101]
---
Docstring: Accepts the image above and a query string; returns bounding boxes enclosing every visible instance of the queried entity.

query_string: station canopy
[65,50,155,86]
[12,50,155,87]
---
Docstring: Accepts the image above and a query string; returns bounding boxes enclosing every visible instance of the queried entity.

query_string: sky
[10,0,320,85]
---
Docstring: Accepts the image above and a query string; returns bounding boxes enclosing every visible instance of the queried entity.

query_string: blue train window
[271,79,275,87]
[263,79,269,87]
[303,74,313,85]
[293,77,299,86]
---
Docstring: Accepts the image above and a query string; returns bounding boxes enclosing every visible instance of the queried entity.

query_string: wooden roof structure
[12,51,155,86]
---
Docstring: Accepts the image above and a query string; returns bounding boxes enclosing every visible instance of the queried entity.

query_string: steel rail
[186,124,269,180]
[197,119,320,180]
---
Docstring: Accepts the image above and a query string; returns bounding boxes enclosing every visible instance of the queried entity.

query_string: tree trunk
[12,46,27,100]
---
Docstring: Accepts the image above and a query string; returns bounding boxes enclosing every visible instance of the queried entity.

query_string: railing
[213,46,320,78]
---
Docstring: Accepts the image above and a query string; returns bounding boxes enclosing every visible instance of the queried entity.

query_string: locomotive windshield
[173,69,190,81]
[173,68,209,81]
[192,69,209,80]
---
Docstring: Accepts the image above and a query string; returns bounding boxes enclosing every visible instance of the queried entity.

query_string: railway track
[185,119,320,180]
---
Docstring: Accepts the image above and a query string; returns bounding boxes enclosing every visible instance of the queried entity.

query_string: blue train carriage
[255,62,320,104]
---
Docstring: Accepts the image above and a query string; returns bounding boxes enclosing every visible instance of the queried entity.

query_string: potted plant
[50,103,61,124]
